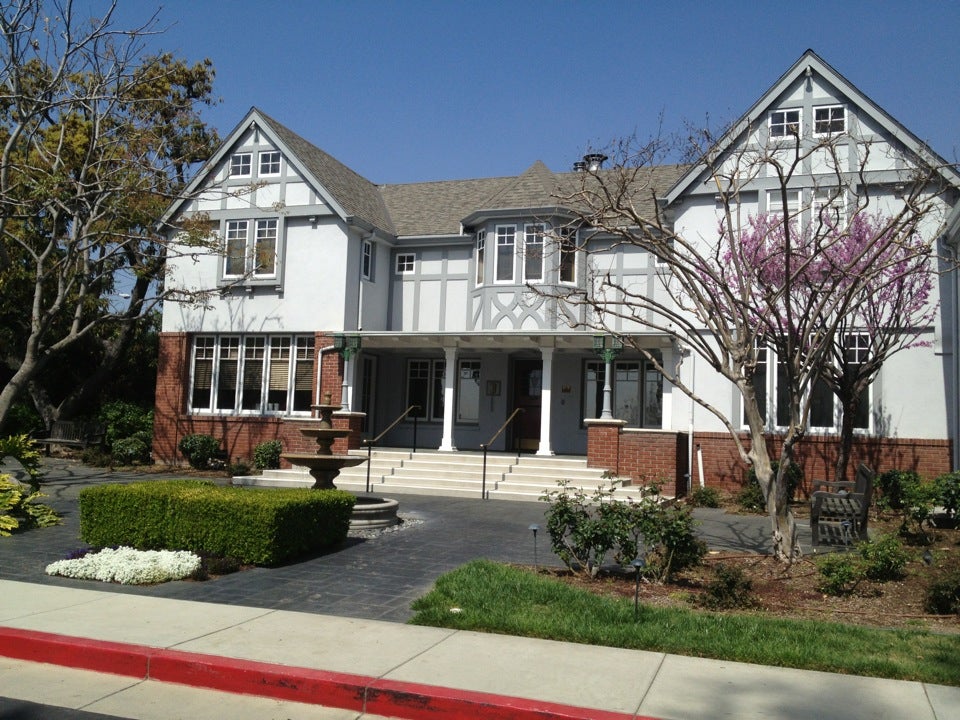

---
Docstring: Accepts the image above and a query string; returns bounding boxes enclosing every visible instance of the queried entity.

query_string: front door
[512,358,542,452]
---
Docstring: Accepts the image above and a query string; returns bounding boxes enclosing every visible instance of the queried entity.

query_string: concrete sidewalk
[1,579,958,720]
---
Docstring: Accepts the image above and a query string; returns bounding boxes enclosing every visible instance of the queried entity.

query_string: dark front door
[512,358,542,452]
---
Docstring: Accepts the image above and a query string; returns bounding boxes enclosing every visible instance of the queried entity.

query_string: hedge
[79,481,355,565]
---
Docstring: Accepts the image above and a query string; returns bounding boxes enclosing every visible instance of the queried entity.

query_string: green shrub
[111,437,150,465]
[859,534,909,582]
[933,471,960,518]
[815,552,862,596]
[689,485,721,508]
[253,440,283,470]
[228,459,251,476]
[177,434,222,470]
[876,469,936,535]
[98,401,154,450]
[698,563,757,610]
[79,481,354,565]
[741,461,802,511]
[735,480,765,512]
[924,572,960,615]
[0,434,44,489]
[80,446,114,467]
[0,477,60,535]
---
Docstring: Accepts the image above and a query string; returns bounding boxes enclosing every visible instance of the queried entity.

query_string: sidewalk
[1,458,958,719]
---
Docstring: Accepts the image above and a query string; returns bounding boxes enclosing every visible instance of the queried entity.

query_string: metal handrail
[362,405,420,493]
[479,407,525,499]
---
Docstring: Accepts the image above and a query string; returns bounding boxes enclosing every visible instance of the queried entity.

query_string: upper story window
[475,231,486,285]
[396,253,415,274]
[766,189,802,222]
[558,227,577,283]
[259,150,281,176]
[361,239,373,280]
[523,224,544,282]
[814,188,846,227]
[496,225,516,282]
[229,152,251,177]
[223,218,278,279]
[769,109,800,138]
[814,105,846,136]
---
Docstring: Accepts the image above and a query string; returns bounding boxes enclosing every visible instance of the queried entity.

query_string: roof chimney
[573,160,587,172]
[583,153,608,171]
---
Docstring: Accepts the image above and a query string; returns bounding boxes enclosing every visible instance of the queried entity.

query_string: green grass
[409,560,960,686]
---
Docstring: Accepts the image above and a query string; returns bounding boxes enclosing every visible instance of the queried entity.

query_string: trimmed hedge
[79,481,354,565]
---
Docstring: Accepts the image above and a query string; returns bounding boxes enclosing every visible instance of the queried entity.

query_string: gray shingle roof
[378,176,510,237]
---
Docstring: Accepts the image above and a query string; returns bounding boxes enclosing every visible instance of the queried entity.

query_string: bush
[924,572,960,615]
[80,446,114,467]
[0,434,44,490]
[253,440,283,470]
[876,469,937,535]
[177,434,222,470]
[933,471,960,518]
[111,437,150,466]
[688,485,721,508]
[740,461,802,512]
[815,552,862,596]
[98,401,154,463]
[4,403,43,436]
[735,480,765,513]
[0,477,60,535]
[859,534,909,582]
[698,563,757,609]
[228,459,251,476]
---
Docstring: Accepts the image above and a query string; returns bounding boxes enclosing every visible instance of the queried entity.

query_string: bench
[810,463,874,547]
[33,421,106,456]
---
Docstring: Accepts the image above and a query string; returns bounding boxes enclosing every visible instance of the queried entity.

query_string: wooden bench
[810,463,874,547]
[34,421,105,456]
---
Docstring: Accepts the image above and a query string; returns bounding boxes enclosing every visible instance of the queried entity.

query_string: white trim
[395,252,416,275]
[813,104,847,137]
[768,107,801,139]
[522,223,544,283]
[229,152,251,178]
[258,150,281,176]
[495,224,516,284]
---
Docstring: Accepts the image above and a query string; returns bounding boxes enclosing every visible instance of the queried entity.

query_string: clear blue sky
[101,0,960,184]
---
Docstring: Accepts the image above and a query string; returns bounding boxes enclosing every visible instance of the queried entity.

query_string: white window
[361,239,373,280]
[558,227,577,283]
[259,150,281,176]
[406,359,445,421]
[584,358,662,428]
[222,218,278,278]
[766,189,802,223]
[496,225,516,282]
[396,253,415,274]
[189,335,314,414]
[229,153,251,177]
[475,231,486,285]
[456,359,481,423]
[814,105,846,136]
[814,188,846,227]
[769,109,800,138]
[523,224,544,282]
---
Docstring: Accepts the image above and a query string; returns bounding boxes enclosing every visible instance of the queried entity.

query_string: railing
[479,407,525,499]
[361,405,420,493]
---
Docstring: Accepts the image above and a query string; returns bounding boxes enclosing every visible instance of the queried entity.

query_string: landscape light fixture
[529,524,540,572]
[631,557,645,620]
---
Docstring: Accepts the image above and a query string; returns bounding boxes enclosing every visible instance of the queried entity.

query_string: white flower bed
[46,546,201,585]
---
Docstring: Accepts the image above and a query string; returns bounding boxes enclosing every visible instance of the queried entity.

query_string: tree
[0,0,221,431]
[544,125,951,562]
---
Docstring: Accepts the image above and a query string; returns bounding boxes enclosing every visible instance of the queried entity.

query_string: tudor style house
[153,51,960,494]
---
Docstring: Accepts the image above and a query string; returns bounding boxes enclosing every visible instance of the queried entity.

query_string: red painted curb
[0,626,657,720]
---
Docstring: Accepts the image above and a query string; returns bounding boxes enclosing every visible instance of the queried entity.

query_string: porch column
[439,346,457,451]
[537,347,554,456]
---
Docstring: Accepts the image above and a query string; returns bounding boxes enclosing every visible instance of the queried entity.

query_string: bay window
[222,218,278,279]
[523,224,544,282]
[496,225,516,282]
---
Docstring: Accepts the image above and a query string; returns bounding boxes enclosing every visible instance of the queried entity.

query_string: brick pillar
[585,419,626,475]
[152,332,189,464]
[333,412,366,452]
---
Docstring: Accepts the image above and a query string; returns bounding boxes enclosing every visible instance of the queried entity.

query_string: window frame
[361,239,373,281]
[558,227,577,283]
[395,252,416,275]
[768,108,801,139]
[582,356,662,428]
[258,150,281,176]
[495,224,516,284]
[813,187,846,227]
[813,105,846,137]
[523,224,544,283]
[456,359,481,424]
[475,231,486,286]
[229,152,251,178]
[406,358,446,422]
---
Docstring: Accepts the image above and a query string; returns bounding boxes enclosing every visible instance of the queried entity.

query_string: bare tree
[0,0,221,430]
[543,126,952,562]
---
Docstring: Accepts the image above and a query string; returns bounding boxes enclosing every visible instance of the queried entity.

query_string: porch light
[333,333,362,361]
[593,335,623,419]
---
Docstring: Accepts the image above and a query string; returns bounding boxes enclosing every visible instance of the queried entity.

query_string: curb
[0,626,657,720]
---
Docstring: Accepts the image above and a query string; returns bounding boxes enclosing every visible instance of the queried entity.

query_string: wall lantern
[333,333,362,361]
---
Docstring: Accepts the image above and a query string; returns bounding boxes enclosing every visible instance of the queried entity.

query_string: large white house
[154,50,960,494]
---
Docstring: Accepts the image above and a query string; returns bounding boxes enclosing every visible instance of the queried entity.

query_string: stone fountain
[281,393,399,528]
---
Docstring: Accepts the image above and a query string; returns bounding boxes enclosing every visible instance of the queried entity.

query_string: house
[153,50,960,494]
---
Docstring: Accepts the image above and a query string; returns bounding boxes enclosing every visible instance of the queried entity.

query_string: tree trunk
[834,399,857,483]
[767,452,800,562]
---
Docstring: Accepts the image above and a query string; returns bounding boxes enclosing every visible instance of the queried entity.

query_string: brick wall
[586,420,689,497]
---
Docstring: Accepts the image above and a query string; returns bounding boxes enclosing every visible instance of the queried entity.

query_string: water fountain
[281,393,399,528]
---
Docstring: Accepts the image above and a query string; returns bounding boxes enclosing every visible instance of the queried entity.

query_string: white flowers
[46,546,201,585]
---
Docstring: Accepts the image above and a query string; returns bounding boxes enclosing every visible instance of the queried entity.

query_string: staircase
[244,448,638,501]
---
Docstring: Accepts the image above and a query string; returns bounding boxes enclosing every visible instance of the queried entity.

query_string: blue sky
[102,0,960,184]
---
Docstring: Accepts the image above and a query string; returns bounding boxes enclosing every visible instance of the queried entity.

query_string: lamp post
[333,333,362,410]
[529,524,540,572]
[592,335,623,420]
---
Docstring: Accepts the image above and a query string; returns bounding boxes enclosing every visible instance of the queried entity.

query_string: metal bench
[810,463,874,547]
[33,421,105,456]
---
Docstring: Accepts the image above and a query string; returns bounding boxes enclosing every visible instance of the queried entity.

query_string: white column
[340,356,352,411]
[537,347,554,456]
[439,346,457,451]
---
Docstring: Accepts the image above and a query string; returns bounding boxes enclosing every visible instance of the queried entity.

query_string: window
[583,357,662,427]
[814,188,845,227]
[259,150,281,176]
[361,239,373,280]
[406,359,445,421]
[222,218,278,278]
[229,153,251,177]
[845,334,871,430]
[456,359,481,423]
[523,224,544,282]
[189,335,314,414]
[396,253,415,274]
[559,227,577,283]
[814,105,846,136]
[496,225,516,282]
[769,109,800,138]
[766,189,801,222]
[475,231,486,285]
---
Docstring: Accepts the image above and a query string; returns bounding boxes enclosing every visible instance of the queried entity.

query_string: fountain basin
[350,495,401,529]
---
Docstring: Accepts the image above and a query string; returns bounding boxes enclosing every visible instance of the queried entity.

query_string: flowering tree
[545,128,950,562]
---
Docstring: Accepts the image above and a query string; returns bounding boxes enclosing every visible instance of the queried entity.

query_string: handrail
[362,405,420,493]
[479,407,525,499]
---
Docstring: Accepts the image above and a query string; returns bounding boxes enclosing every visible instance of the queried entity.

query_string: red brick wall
[586,421,689,497]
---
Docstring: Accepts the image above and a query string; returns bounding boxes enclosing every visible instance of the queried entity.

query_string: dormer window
[814,105,846,136]
[259,150,281,176]
[229,152,251,177]
[769,109,800,138]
